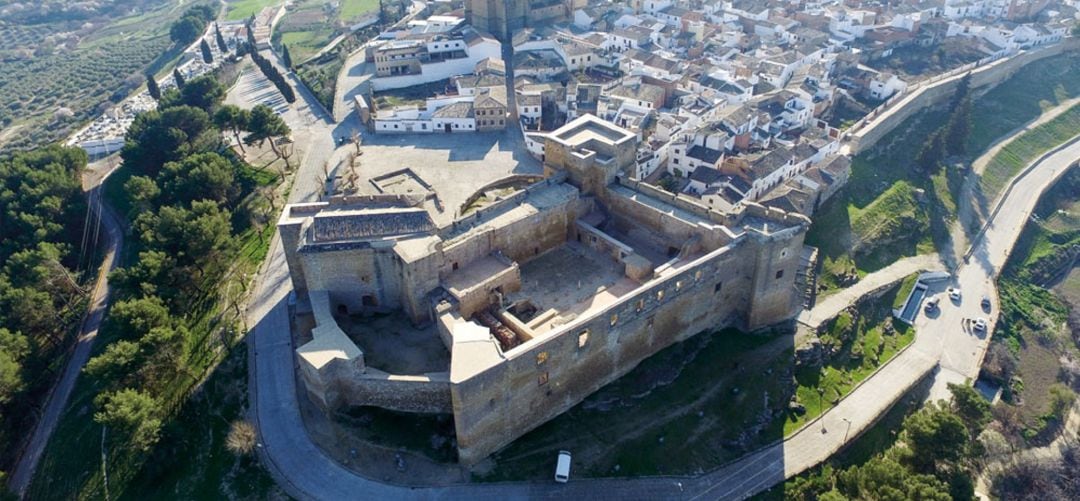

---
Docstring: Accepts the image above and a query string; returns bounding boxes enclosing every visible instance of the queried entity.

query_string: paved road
[797,254,945,329]
[7,161,124,497]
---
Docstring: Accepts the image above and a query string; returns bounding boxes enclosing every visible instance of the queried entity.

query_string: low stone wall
[335,369,453,414]
[849,40,1080,154]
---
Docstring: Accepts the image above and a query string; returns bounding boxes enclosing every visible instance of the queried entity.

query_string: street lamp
[818,388,827,434]
[842,417,852,442]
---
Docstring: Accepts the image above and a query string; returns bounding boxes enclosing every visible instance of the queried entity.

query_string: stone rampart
[849,40,1080,154]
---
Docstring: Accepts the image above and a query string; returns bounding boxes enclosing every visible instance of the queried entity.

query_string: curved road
[8,163,125,498]
[246,113,1080,498]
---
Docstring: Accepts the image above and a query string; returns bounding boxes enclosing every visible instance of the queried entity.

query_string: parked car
[925,296,940,312]
[555,450,572,483]
[973,318,987,332]
[947,287,962,301]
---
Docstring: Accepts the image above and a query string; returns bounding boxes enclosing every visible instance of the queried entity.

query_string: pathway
[797,254,945,329]
[950,97,1080,264]
[7,161,125,497]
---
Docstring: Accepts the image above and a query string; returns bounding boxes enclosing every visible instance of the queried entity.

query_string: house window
[421,123,427,129]
[578,330,589,348]
[775,269,784,279]
[538,372,549,386]
[452,262,459,271]
[673,158,679,165]
[715,281,722,293]
[393,124,399,129]
[536,351,548,365]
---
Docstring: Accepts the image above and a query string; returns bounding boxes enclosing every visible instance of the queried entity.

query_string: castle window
[536,351,548,365]
[775,269,784,279]
[452,262,459,271]
[578,330,589,348]
[715,281,723,293]
[538,372,549,386]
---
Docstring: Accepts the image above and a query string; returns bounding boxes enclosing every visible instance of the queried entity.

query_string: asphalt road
[7,162,124,497]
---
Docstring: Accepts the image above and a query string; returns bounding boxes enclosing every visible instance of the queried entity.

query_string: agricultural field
[224,0,282,21]
[273,0,385,63]
[0,0,214,153]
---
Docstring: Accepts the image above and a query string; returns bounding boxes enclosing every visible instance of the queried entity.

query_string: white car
[947,287,962,301]
[555,450,571,483]
[973,318,987,331]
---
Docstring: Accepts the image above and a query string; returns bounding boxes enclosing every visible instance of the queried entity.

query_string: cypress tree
[200,39,214,64]
[146,73,161,100]
[215,23,228,53]
[173,67,186,88]
[282,44,293,69]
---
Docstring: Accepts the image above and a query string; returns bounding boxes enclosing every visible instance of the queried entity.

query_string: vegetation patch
[979,103,1080,201]
[892,273,920,311]
[27,68,287,500]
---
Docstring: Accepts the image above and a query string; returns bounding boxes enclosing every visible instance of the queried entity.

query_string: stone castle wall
[850,40,1080,154]
[451,225,806,463]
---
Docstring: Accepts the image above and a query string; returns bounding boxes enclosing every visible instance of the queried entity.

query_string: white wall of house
[371,40,500,91]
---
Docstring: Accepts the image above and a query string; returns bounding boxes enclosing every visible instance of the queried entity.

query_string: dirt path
[6,158,125,497]
[949,97,1080,265]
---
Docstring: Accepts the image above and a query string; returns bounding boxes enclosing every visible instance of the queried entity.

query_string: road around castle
[238,36,1080,499]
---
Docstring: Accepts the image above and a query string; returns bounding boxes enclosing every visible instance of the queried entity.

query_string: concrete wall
[849,40,1079,154]
[299,244,404,315]
[452,240,761,463]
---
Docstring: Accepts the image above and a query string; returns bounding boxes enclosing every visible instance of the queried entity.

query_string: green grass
[340,0,381,21]
[785,284,916,434]
[225,0,281,21]
[966,52,1080,152]
[980,103,1080,201]
[892,274,920,311]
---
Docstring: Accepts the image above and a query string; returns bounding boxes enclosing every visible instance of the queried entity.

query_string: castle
[278,115,808,464]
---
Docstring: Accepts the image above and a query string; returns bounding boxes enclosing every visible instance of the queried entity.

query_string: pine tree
[282,44,293,69]
[173,67,186,88]
[146,73,161,101]
[915,130,945,172]
[949,73,972,112]
[214,23,228,53]
[200,39,214,64]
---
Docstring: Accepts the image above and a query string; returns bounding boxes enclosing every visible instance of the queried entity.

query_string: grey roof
[689,165,727,184]
[432,101,475,118]
[687,145,725,165]
[311,208,435,242]
[748,147,794,178]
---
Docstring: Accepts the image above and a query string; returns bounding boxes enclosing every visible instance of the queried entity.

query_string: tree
[159,152,236,204]
[136,202,235,280]
[215,23,228,53]
[214,104,252,153]
[200,39,214,64]
[124,175,160,215]
[903,404,970,473]
[226,420,257,455]
[949,73,972,112]
[169,15,205,47]
[121,105,216,177]
[108,296,170,340]
[84,340,141,380]
[94,388,163,451]
[146,73,161,101]
[948,383,991,439]
[172,67,186,88]
[944,97,972,157]
[838,456,952,501]
[915,129,946,172]
[168,74,225,112]
[0,328,29,405]
[282,44,293,69]
[245,105,292,164]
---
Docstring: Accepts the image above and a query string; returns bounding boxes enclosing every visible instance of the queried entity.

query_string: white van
[555,450,571,483]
